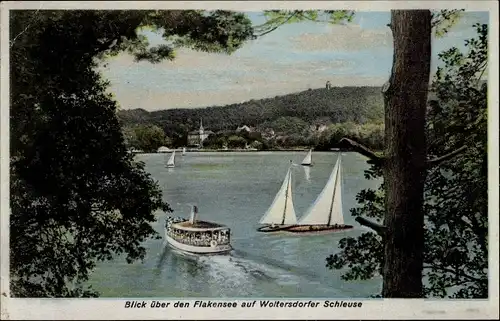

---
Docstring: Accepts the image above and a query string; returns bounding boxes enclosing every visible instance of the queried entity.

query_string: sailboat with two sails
[257,155,353,234]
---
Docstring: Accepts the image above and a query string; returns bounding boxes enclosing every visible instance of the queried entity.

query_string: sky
[99,11,489,111]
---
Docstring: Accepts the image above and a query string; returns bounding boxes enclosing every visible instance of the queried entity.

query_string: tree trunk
[382,10,432,298]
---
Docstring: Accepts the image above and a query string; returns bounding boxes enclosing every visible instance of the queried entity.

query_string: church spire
[199,118,204,133]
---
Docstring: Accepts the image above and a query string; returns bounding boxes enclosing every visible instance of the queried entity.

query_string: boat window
[167,228,231,247]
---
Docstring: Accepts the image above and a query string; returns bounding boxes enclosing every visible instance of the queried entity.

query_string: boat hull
[285,224,354,234]
[301,163,313,167]
[257,225,297,232]
[165,234,232,254]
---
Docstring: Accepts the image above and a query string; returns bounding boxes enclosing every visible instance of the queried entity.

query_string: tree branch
[426,145,467,167]
[475,63,487,87]
[339,137,384,165]
[423,264,484,283]
[254,13,297,37]
[93,38,119,55]
[355,216,386,237]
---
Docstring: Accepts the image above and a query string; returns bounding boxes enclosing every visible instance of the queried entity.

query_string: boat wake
[230,248,322,281]
[156,244,364,297]
[198,252,288,284]
[157,245,322,287]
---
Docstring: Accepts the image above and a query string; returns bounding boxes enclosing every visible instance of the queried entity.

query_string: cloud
[289,24,392,52]
[99,20,395,112]
[100,47,366,111]
[103,48,276,72]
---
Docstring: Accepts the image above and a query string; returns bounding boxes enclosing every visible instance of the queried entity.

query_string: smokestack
[189,205,198,224]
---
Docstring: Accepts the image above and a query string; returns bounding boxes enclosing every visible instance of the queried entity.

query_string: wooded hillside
[117,86,384,134]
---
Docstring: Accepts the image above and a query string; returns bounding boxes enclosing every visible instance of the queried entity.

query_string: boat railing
[166,228,230,247]
[165,216,186,228]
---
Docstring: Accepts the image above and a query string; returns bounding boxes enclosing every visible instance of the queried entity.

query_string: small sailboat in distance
[166,151,176,168]
[182,147,187,156]
[257,161,298,232]
[301,149,313,166]
[287,154,353,234]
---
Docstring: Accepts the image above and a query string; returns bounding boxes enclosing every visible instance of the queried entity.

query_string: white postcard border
[1,1,498,320]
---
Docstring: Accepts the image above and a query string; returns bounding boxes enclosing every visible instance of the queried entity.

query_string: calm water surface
[88,151,382,298]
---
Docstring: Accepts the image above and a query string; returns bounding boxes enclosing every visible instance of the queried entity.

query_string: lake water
[88,151,383,298]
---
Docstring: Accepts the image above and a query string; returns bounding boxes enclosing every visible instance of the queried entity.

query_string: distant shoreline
[130,148,352,154]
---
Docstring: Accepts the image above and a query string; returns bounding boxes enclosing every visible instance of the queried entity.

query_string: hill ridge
[117,86,384,135]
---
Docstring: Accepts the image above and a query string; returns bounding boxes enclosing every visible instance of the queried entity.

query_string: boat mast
[326,155,341,226]
[281,162,292,225]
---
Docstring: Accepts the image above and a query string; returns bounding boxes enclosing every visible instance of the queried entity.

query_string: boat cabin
[165,217,231,248]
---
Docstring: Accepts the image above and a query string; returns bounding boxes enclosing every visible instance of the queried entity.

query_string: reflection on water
[303,166,311,182]
[88,152,382,298]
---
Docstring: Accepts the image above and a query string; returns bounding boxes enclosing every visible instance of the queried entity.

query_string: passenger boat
[164,206,232,254]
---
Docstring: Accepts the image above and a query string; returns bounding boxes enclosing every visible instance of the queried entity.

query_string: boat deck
[175,220,226,229]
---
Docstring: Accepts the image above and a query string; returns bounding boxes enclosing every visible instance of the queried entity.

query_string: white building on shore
[187,119,213,147]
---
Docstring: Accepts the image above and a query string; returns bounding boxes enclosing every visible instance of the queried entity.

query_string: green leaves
[9,9,254,297]
[158,10,255,55]
[123,124,171,152]
[327,23,488,298]
[432,10,465,38]
[254,10,354,37]
[326,233,383,282]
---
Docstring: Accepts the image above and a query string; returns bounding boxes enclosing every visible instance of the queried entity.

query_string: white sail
[259,167,298,225]
[166,151,175,167]
[182,147,186,156]
[301,149,312,166]
[330,161,344,225]
[298,156,343,225]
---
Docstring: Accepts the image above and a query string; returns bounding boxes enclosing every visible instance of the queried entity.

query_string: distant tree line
[118,87,383,129]
[118,86,385,151]
[123,124,172,152]
[123,118,384,152]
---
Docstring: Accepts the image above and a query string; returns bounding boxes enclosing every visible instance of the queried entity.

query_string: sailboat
[257,162,298,232]
[301,149,313,166]
[287,154,353,233]
[166,151,176,168]
[182,147,187,156]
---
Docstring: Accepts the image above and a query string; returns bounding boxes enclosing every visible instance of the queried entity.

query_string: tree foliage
[254,10,354,37]
[326,24,488,298]
[260,116,310,136]
[118,86,385,142]
[253,9,464,38]
[9,9,254,297]
[226,135,247,149]
[123,124,171,152]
